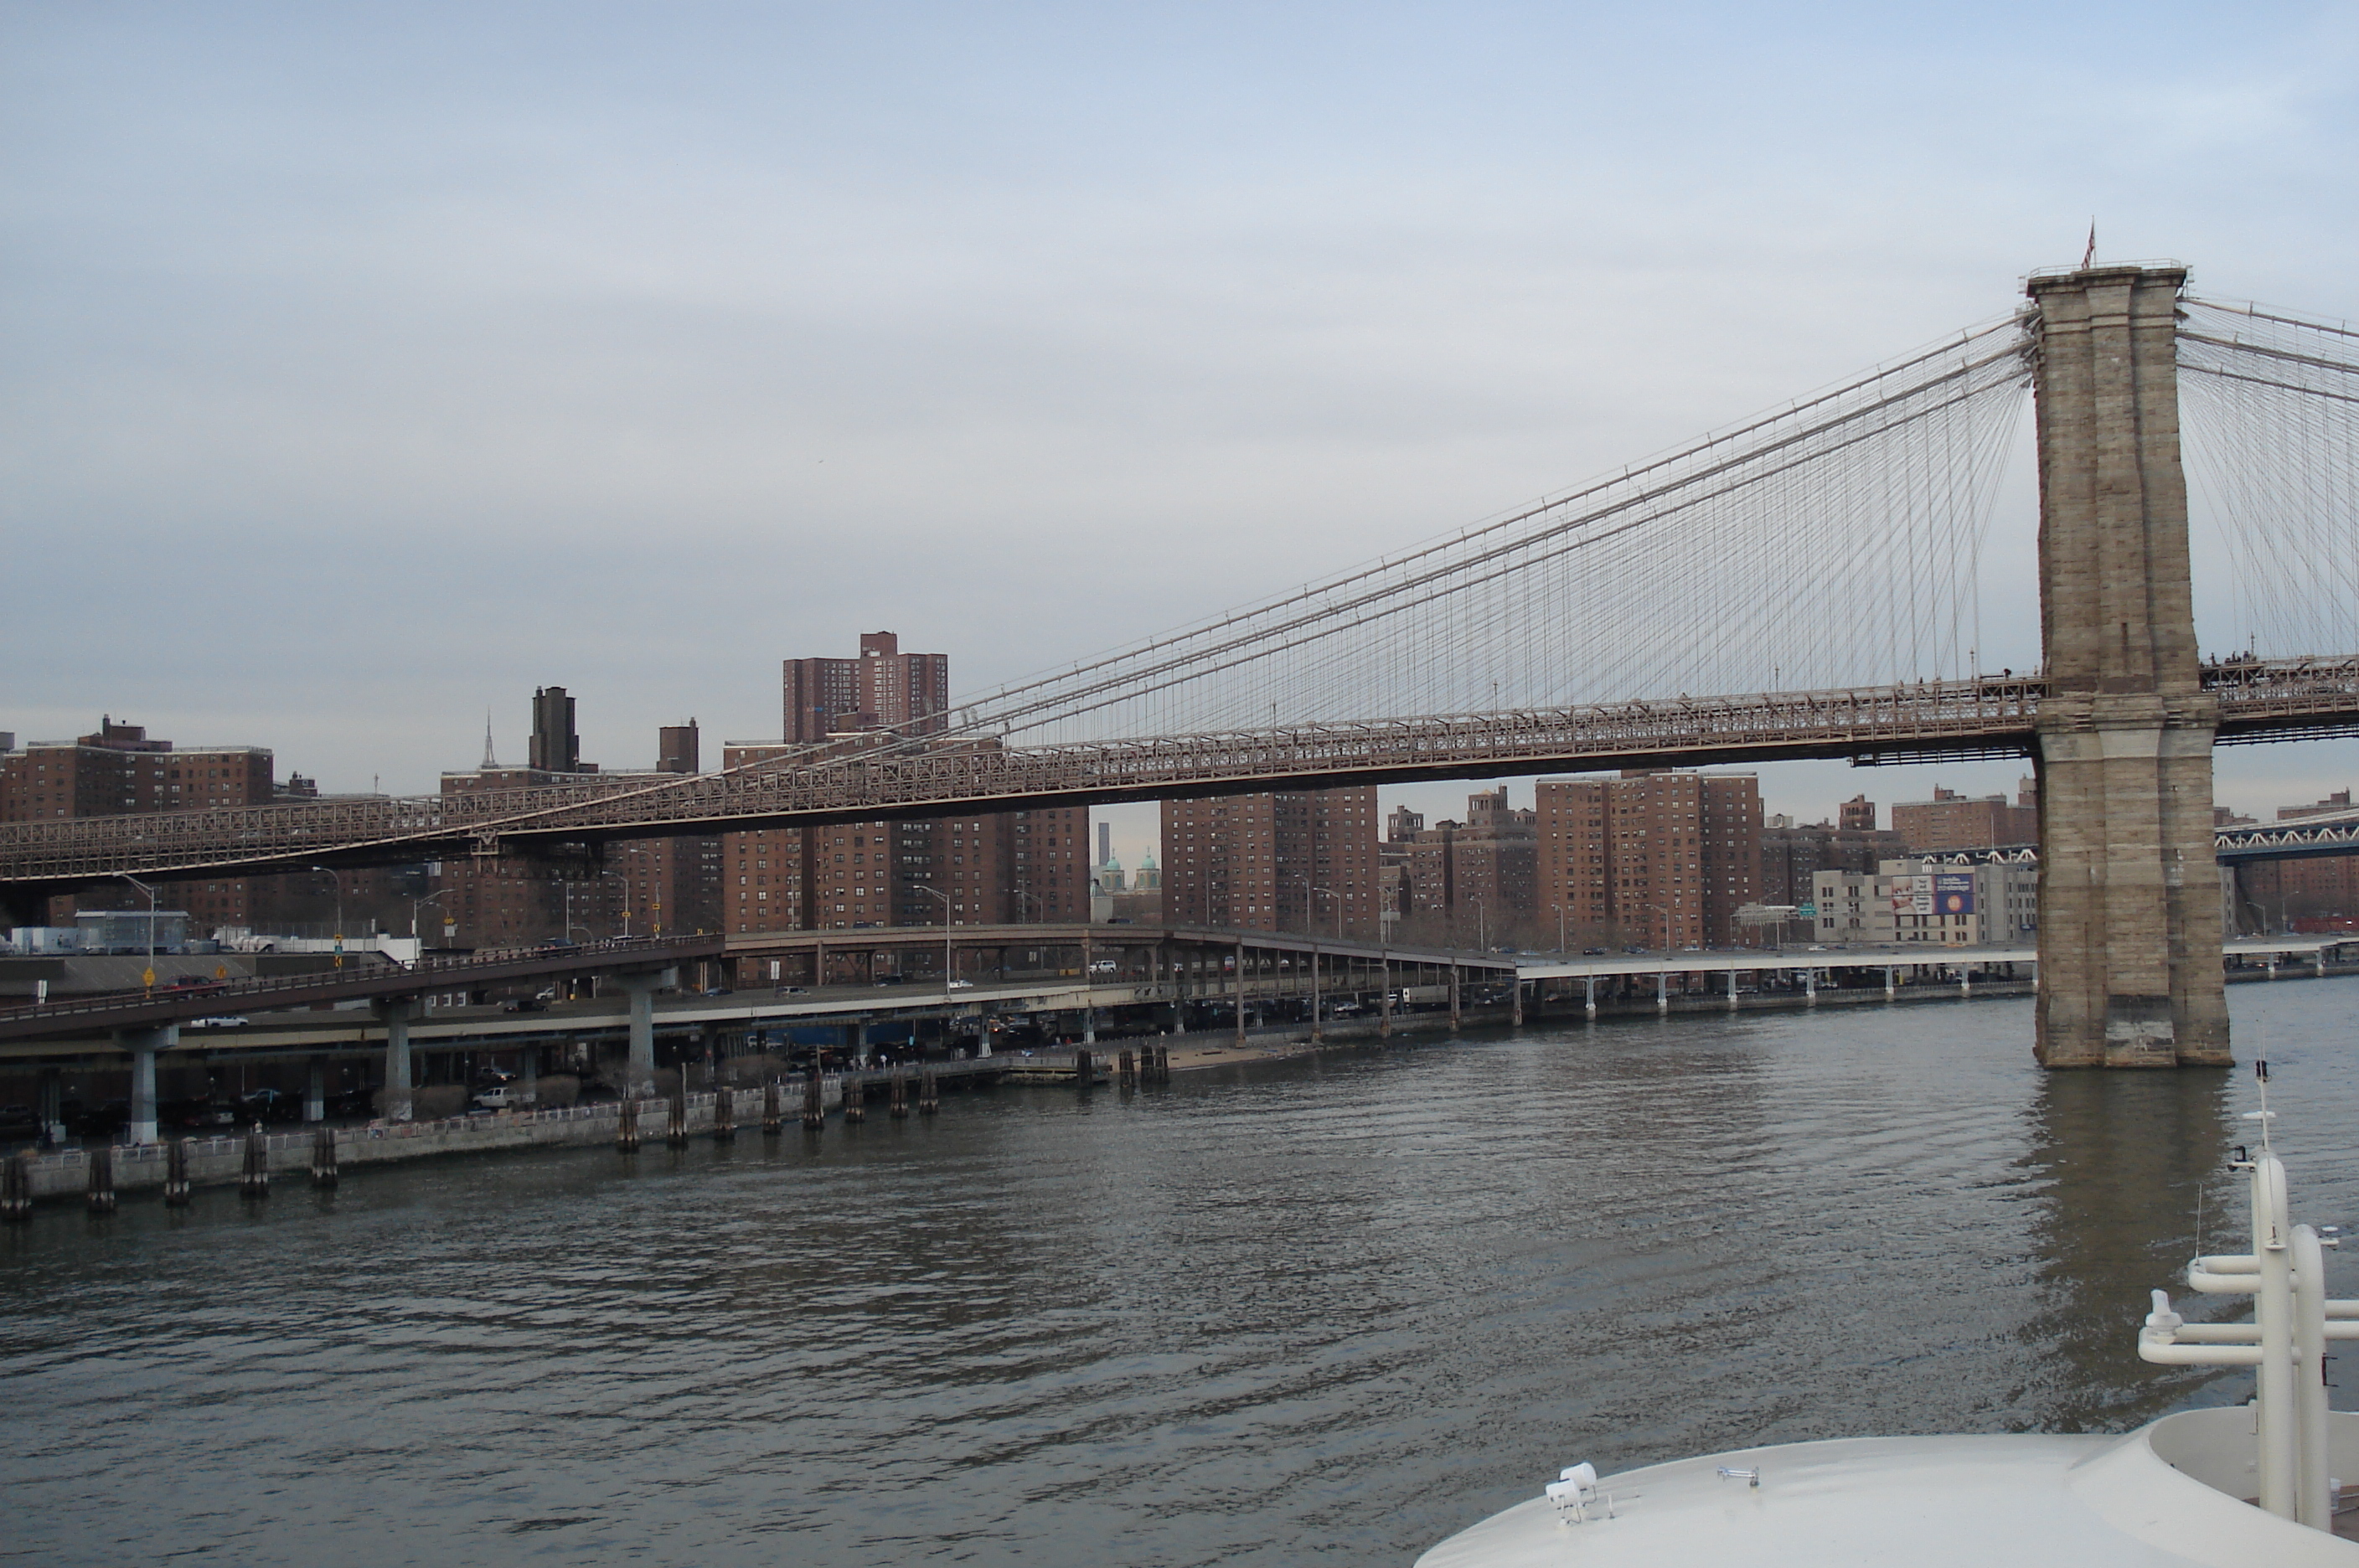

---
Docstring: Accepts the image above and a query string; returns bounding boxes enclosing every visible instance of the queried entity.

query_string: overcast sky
[6,3,2356,866]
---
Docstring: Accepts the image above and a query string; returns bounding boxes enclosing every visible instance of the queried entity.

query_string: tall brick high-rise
[1404,787,1538,941]
[1536,771,1761,948]
[784,631,951,740]
[1159,788,1381,938]
[729,635,1085,941]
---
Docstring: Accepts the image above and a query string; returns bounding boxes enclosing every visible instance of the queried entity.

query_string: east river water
[6,985,2357,1566]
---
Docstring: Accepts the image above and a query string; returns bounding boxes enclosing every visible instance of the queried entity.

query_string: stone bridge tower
[2028,264,2230,1067]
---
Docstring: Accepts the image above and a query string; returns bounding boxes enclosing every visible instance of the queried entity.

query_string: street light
[915,885,958,1004]
[601,869,632,937]
[116,872,159,991]
[309,865,346,968]
[409,890,448,942]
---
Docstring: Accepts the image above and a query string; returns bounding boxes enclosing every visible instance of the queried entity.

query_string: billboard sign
[1890,875,1933,915]
[1934,872,1976,916]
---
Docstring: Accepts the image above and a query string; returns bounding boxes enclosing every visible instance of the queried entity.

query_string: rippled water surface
[8,987,2359,1565]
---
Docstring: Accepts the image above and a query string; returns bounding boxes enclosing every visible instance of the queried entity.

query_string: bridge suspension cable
[937,315,2033,749]
[2181,297,2359,663]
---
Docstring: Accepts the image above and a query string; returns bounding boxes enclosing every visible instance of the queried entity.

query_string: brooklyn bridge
[7,262,2358,1068]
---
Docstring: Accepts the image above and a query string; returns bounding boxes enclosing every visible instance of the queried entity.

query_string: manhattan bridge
[7,263,2359,1068]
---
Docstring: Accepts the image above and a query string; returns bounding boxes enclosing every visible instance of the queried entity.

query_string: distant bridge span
[4,657,2357,898]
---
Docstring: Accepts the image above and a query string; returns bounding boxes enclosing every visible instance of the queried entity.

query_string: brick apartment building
[1403,787,1538,941]
[724,633,1088,958]
[0,718,358,931]
[1759,796,1907,908]
[1536,770,1763,948]
[435,699,721,945]
[1159,788,1381,938]
[785,631,952,740]
[1892,778,2039,854]
[2231,789,2359,930]
[720,744,1089,935]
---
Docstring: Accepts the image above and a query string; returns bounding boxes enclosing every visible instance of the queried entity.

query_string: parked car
[774,985,808,995]
[471,1086,517,1112]
[501,996,546,1014]
[75,1100,131,1138]
[164,977,227,996]
[183,1014,248,1029]
[947,979,975,990]
[699,986,733,997]
[160,1096,237,1129]
[874,975,910,987]
[238,1087,300,1123]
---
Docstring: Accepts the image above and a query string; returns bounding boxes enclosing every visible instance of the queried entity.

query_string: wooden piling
[802,1071,824,1129]
[1155,1044,1172,1084]
[919,1069,940,1114]
[890,1072,909,1119]
[713,1084,735,1142]
[761,1080,782,1133]
[86,1146,117,1215]
[309,1126,338,1189]
[1073,1049,1093,1089]
[3,1148,34,1220]
[240,1124,270,1199]
[667,1086,689,1148]
[163,1137,192,1206]
[841,1075,865,1123]
[1118,1048,1136,1086]
[617,1093,642,1153]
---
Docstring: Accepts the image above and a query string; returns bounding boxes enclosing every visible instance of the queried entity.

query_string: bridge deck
[6,658,2356,889]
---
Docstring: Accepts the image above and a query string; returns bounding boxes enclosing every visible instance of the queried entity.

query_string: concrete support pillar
[613,968,673,1096]
[1804,969,1817,1005]
[1656,972,1668,1014]
[378,998,416,1121]
[1309,944,1321,1041]
[116,1025,173,1145]
[1727,970,1740,1009]
[2027,263,2228,1068]
[1511,974,1524,1027]
[1235,940,1247,1044]
[305,1056,326,1123]
[1884,966,1896,999]
[1583,976,1597,1017]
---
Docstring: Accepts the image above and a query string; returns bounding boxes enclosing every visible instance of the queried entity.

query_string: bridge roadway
[5,657,2358,894]
[5,922,2343,1067]
[0,934,724,1045]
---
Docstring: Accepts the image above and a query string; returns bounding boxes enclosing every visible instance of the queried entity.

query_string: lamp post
[1015,888,1045,924]
[309,865,346,968]
[915,883,958,1003]
[601,869,632,937]
[116,872,159,991]
[1555,903,1567,954]
[409,890,448,942]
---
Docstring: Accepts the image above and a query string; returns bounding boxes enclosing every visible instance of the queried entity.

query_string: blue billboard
[1933,872,1976,916]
